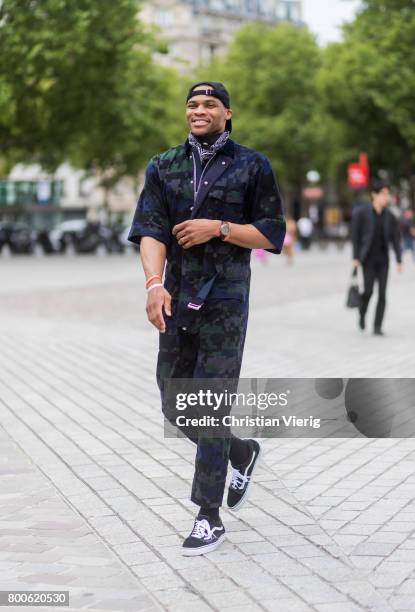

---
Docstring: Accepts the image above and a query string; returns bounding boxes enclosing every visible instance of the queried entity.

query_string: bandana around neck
[188,130,230,165]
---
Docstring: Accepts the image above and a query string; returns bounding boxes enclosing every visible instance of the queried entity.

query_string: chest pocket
[207,182,247,222]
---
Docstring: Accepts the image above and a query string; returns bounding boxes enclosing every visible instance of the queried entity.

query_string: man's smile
[192,119,210,126]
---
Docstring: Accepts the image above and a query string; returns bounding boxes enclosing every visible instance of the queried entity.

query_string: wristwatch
[219,221,231,241]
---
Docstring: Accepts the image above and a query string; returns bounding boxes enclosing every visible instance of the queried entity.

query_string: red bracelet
[146,274,161,288]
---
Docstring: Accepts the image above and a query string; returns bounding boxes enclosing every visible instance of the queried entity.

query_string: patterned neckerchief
[188,130,230,165]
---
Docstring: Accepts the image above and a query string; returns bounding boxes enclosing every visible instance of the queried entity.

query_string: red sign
[348,152,370,189]
[359,152,370,182]
[303,187,323,199]
[348,163,368,188]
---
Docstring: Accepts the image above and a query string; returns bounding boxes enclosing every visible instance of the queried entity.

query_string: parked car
[0,222,36,254]
[47,220,125,254]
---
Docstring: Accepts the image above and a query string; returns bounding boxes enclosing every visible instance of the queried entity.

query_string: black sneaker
[359,312,365,330]
[373,328,385,336]
[227,439,262,511]
[182,515,226,556]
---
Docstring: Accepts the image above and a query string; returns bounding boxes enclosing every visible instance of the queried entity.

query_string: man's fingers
[146,298,166,332]
[151,310,166,332]
[156,315,166,333]
[172,221,187,236]
[178,235,194,248]
[176,229,193,242]
[164,293,172,317]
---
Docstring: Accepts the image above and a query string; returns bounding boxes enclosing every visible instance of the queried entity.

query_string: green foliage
[195,23,325,194]
[192,3,415,202]
[319,0,415,188]
[202,24,320,191]
[0,0,178,180]
[2,0,414,204]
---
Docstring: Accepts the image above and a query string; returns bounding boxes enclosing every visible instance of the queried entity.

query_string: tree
[193,22,327,209]
[318,0,415,204]
[0,0,179,186]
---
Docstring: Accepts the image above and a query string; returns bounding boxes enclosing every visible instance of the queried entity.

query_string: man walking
[129,82,285,555]
[351,179,402,335]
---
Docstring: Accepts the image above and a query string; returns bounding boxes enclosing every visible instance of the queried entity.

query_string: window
[280,1,300,22]
[155,9,173,27]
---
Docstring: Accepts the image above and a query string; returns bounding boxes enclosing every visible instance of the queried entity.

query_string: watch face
[221,223,230,236]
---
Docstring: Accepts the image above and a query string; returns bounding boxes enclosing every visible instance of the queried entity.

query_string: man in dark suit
[351,180,402,335]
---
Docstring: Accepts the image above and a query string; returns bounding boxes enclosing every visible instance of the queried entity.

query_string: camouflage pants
[156,299,248,508]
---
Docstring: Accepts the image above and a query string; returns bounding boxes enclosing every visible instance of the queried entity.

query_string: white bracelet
[146,282,164,293]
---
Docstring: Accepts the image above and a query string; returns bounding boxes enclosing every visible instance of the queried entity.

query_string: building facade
[1,164,137,230]
[141,0,303,70]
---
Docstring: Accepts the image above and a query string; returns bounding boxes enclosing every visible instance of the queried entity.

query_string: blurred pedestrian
[401,208,415,262]
[351,180,402,336]
[253,248,268,264]
[297,216,313,250]
[282,218,297,264]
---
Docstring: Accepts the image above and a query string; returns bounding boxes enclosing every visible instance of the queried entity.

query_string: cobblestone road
[0,248,414,611]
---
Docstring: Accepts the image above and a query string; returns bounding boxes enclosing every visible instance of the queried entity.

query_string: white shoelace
[191,519,209,539]
[230,468,250,491]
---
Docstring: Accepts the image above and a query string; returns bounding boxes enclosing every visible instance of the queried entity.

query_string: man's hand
[146,286,172,333]
[172,219,220,249]
[397,263,403,273]
[352,259,360,269]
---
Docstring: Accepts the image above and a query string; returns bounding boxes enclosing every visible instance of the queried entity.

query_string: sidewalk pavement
[0,248,414,611]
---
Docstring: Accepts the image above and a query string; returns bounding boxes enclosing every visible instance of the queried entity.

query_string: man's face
[372,187,390,209]
[186,87,232,136]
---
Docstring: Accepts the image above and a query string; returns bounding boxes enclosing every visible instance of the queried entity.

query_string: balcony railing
[188,0,301,23]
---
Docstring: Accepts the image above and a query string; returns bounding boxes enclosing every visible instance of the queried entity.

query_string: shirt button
[190,206,194,211]
[204,180,208,185]
[222,161,226,165]
[182,327,187,331]
[190,180,193,184]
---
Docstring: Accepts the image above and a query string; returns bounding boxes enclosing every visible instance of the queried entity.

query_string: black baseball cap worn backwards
[186,81,232,133]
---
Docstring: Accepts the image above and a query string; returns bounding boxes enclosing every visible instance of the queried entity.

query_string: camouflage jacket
[128,138,286,327]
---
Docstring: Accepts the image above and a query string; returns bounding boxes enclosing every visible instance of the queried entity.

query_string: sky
[302,0,362,45]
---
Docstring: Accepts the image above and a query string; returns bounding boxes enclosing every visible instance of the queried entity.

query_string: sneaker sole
[182,533,226,556]
[228,441,262,512]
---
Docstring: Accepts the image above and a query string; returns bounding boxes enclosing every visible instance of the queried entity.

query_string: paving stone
[195,577,241,594]
[1,253,415,610]
[236,540,277,555]
[140,571,186,591]
[315,603,365,612]
[204,589,256,608]
[279,575,351,605]
[153,587,207,607]
[262,598,314,611]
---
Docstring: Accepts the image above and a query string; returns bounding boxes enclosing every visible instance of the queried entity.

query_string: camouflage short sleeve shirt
[129,138,286,327]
